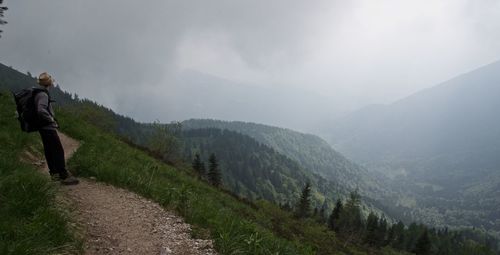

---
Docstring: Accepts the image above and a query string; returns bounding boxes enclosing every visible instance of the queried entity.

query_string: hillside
[1,63,389,210]
[0,64,371,254]
[1,63,498,254]
[328,60,500,234]
[182,119,391,204]
[1,90,496,255]
[0,93,82,254]
[0,63,153,143]
[181,128,347,209]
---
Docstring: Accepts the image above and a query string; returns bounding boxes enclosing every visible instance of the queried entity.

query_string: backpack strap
[32,87,55,105]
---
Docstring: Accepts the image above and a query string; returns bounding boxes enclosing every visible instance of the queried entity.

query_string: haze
[1,0,499,132]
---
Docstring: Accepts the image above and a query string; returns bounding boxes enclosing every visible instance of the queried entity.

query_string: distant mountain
[156,70,342,132]
[328,60,500,234]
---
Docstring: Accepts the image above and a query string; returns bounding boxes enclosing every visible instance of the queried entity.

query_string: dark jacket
[34,88,58,130]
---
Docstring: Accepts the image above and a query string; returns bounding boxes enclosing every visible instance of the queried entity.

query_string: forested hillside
[328,60,500,236]
[181,119,393,206]
[181,128,347,208]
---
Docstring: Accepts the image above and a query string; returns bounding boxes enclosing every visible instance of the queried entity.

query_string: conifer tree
[295,182,312,218]
[386,224,396,246]
[281,201,292,212]
[414,229,431,255]
[377,217,388,246]
[200,162,206,177]
[393,221,407,250]
[337,190,364,243]
[0,0,7,38]
[365,211,379,246]
[318,200,328,224]
[208,153,222,187]
[328,198,343,231]
[192,153,204,176]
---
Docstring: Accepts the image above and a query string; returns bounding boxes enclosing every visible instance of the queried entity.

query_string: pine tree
[376,217,388,247]
[318,199,328,224]
[328,198,343,231]
[386,224,396,246]
[344,190,363,229]
[337,190,364,243]
[0,0,7,38]
[200,162,206,177]
[393,221,407,250]
[295,182,312,218]
[414,229,431,255]
[365,211,379,246]
[192,153,204,176]
[208,153,222,187]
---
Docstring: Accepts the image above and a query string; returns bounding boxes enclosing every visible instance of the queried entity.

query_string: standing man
[35,72,79,185]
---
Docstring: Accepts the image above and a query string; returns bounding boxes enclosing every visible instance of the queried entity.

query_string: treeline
[180,128,347,208]
[287,183,497,255]
[191,152,222,187]
[181,118,389,201]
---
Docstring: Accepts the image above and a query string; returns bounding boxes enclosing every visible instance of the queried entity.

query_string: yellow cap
[37,72,54,87]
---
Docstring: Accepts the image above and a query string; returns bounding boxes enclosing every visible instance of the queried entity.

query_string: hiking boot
[60,176,79,185]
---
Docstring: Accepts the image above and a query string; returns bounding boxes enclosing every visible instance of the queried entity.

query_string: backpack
[12,88,48,132]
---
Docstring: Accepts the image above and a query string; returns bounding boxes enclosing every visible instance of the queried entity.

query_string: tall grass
[59,107,313,254]
[57,104,391,255]
[0,92,81,255]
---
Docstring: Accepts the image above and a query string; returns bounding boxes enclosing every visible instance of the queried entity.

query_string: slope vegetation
[181,128,345,208]
[0,93,81,254]
[181,119,392,208]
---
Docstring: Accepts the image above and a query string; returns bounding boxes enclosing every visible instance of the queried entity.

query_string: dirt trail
[45,132,217,255]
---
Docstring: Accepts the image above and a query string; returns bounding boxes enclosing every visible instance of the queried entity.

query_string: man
[35,72,79,185]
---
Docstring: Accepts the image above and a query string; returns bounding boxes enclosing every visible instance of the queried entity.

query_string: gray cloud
[1,0,499,132]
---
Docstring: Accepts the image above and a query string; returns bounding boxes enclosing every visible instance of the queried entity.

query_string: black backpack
[12,88,48,132]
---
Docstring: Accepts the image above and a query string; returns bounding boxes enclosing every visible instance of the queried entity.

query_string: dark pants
[39,129,68,179]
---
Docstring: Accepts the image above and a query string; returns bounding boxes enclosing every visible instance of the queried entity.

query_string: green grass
[0,90,400,254]
[59,108,312,254]
[57,104,398,255]
[0,92,82,255]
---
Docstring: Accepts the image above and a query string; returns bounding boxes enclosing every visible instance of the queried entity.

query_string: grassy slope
[57,105,398,254]
[0,93,81,254]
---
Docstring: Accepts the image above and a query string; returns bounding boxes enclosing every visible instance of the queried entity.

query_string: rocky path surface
[46,132,217,255]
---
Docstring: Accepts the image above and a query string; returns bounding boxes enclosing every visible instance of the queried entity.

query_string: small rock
[160,247,172,255]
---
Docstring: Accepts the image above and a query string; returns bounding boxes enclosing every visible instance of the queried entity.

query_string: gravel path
[47,132,217,255]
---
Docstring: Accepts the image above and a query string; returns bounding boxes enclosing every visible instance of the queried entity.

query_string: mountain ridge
[327,59,500,235]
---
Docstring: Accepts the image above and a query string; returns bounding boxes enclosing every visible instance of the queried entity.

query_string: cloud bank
[1,0,499,131]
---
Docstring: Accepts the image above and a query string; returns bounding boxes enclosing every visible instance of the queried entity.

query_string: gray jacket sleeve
[34,92,56,125]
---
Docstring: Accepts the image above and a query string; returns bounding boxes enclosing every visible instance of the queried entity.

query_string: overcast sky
[1,0,500,131]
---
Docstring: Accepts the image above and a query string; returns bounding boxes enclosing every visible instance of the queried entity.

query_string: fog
[1,0,499,132]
